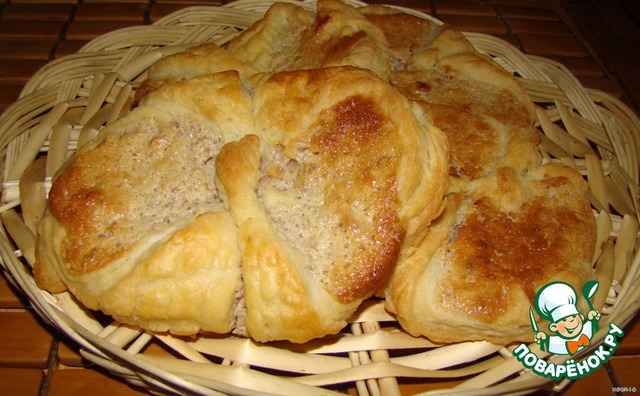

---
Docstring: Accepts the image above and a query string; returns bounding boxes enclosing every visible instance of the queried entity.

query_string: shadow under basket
[0,0,639,395]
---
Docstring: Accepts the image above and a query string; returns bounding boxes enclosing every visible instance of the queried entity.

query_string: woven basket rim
[0,1,639,395]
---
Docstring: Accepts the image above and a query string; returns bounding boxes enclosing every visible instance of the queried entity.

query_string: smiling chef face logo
[514,280,625,381]
[532,281,601,355]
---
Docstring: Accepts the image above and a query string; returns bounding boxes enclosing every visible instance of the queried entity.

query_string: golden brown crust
[387,45,540,194]
[360,8,438,53]
[227,0,391,79]
[34,73,252,335]
[309,93,405,300]
[392,61,535,130]
[388,165,596,344]
[449,166,595,319]
[33,0,596,347]
[219,67,446,342]
[40,73,251,277]
[216,135,343,342]
[131,43,260,106]
[97,211,242,335]
[35,66,447,342]
[225,2,315,73]
[374,8,596,345]
[359,5,475,71]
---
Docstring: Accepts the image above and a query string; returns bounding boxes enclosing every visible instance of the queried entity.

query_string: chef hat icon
[535,282,580,323]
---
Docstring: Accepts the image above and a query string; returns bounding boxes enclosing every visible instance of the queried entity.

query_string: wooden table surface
[1,0,639,394]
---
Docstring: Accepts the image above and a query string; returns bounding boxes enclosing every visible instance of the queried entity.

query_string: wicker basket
[1,0,639,394]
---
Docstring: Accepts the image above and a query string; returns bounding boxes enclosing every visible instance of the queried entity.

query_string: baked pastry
[226,0,391,79]
[386,164,596,344]
[33,0,595,346]
[222,66,447,341]
[34,49,448,341]
[358,5,475,72]
[363,5,597,344]
[132,42,260,106]
[391,63,540,193]
[136,0,393,103]
[35,72,252,335]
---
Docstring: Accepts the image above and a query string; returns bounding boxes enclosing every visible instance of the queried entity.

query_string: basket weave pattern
[0,1,639,394]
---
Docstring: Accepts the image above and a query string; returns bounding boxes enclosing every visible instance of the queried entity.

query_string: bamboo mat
[0,0,639,395]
